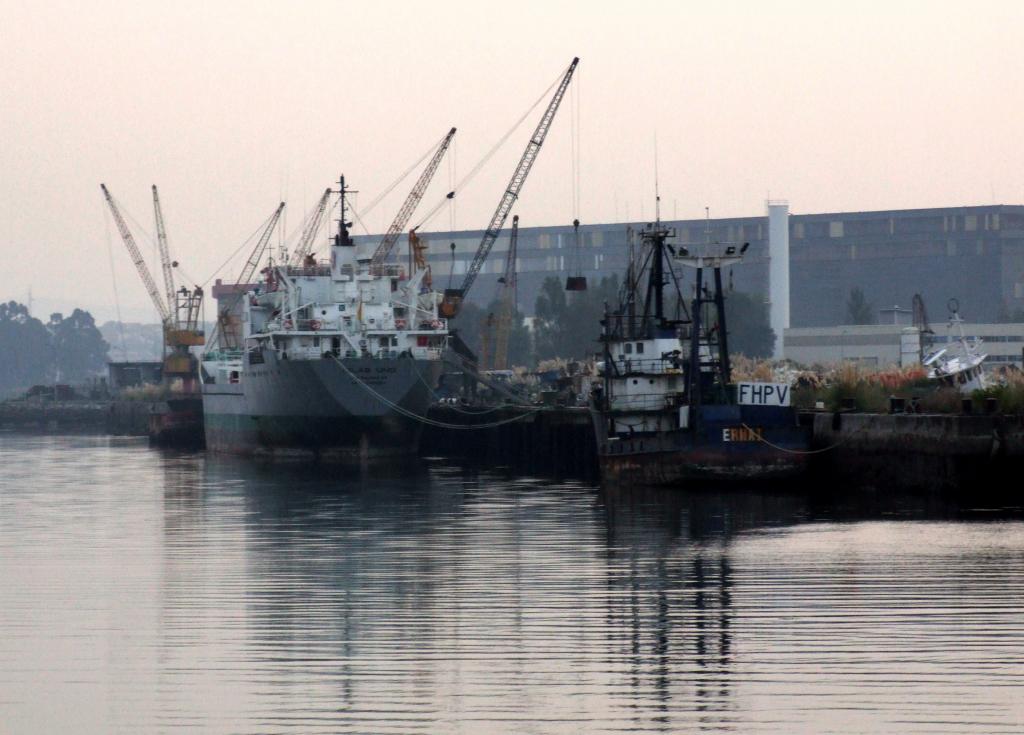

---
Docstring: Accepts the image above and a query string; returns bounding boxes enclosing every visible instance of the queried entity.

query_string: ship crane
[102,184,171,326]
[483,214,519,370]
[370,127,457,272]
[151,185,177,313]
[214,202,286,351]
[441,57,579,318]
[288,188,332,267]
[102,184,206,389]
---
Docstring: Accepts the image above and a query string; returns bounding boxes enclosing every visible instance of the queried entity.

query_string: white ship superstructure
[923,303,988,393]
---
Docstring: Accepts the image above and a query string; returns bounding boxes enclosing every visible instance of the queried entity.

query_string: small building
[784,322,1024,369]
[107,361,163,393]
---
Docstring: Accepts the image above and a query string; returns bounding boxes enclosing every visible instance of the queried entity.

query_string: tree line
[451,276,775,367]
[0,302,109,396]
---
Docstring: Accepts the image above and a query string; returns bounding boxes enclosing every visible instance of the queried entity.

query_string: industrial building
[358,204,1024,333]
[784,322,1024,369]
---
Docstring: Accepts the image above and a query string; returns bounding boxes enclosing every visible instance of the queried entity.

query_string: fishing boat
[923,300,987,392]
[200,178,450,460]
[592,221,810,485]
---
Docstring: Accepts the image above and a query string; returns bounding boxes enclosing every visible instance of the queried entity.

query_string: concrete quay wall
[810,412,1024,491]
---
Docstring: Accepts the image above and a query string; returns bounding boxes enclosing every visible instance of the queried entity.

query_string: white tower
[767,200,790,360]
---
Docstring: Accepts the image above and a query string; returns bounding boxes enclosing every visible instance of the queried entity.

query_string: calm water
[1,435,1023,733]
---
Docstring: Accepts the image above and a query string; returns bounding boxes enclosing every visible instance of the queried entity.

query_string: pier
[6,396,1024,491]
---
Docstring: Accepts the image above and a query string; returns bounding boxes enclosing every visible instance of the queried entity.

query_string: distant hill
[99,321,214,362]
[99,322,162,362]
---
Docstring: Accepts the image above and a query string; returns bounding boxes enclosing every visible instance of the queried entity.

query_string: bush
[971,375,1024,415]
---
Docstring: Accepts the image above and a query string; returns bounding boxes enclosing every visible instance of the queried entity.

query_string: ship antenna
[335,174,357,247]
[653,132,661,225]
[704,206,711,243]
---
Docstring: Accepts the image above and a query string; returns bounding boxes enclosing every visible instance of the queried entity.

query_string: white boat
[201,178,450,460]
[923,302,987,392]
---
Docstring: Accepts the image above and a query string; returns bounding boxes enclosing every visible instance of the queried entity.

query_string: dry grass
[119,384,169,402]
[731,359,999,413]
[730,355,775,382]
[972,370,1024,414]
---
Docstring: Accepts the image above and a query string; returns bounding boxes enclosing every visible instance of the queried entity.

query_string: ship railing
[202,349,244,363]
[284,264,332,277]
[608,393,679,411]
[602,315,689,340]
[368,264,407,278]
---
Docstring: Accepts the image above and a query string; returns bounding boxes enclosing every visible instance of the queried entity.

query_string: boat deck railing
[608,393,680,411]
[202,349,243,363]
[602,314,691,341]
[604,357,684,376]
[284,265,332,277]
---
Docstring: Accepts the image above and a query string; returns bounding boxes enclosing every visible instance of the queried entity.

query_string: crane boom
[151,185,176,320]
[371,127,457,269]
[101,183,171,325]
[446,58,578,314]
[215,202,286,350]
[492,214,519,370]
[239,202,286,287]
[289,188,332,266]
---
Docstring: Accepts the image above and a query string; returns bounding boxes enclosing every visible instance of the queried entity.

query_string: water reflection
[2,435,1023,733]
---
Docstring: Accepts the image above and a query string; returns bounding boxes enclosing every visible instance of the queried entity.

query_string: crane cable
[355,131,447,229]
[102,202,128,360]
[412,63,568,232]
[568,68,584,281]
[448,136,457,232]
[409,361,528,415]
[110,196,166,296]
[200,207,282,289]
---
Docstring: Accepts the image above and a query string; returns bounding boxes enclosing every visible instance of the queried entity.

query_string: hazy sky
[3,1,1023,322]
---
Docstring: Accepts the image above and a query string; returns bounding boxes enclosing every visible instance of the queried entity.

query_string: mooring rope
[741,416,874,456]
[408,357,536,414]
[329,354,543,430]
[410,363,507,415]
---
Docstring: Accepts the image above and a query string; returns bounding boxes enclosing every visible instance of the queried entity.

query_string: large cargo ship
[592,221,810,485]
[201,178,449,460]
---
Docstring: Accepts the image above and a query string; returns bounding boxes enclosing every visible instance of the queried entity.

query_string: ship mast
[638,222,676,335]
[334,175,355,248]
[675,241,748,413]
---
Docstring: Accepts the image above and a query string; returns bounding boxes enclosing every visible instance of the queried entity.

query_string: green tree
[532,277,568,361]
[47,309,109,382]
[846,287,876,325]
[0,302,53,395]
[450,299,532,369]
[533,274,619,362]
[724,291,775,358]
